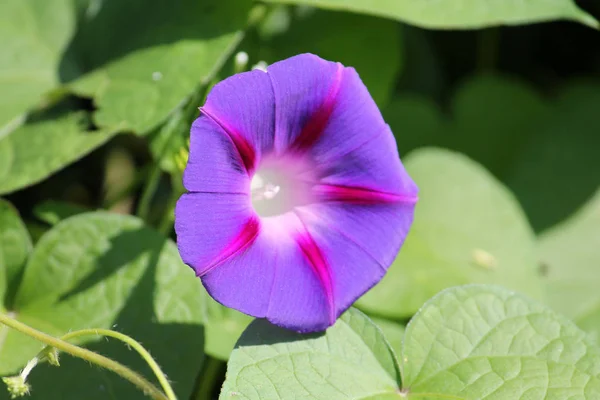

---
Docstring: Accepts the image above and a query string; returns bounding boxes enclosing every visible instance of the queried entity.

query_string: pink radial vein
[199,106,257,174]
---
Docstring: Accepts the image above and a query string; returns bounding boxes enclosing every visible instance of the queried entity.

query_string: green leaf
[506,82,600,231]
[33,200,90,226]
[0,0,75,134]
[357,148,542,318]
[262,0,598,29]
[402,285,600,399]
[370,317,405,358]
[385,75,547,179]
[0,199,32,304]
[0,112,118,195]
[261,9,402,105]
[220,308,401,399]
[0,212,205,399]
[69,0,252,134]
[540,189,600,343]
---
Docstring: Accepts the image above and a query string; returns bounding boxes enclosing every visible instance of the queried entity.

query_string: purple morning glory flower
[175,54,418,332]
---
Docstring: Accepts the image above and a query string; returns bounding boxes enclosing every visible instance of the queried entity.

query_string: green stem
[137,108,187,222]
[0,313,168,400]
[58,329,177,400]
[192,356,224,400]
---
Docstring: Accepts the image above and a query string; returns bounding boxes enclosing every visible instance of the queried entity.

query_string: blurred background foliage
[0,0,599,399]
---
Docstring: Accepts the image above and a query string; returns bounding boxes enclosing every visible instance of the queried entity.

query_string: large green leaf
[357,148,542,318]
[0,0,75,134]
[262,0,598,29]
[402,285,600,399]
[0,200,32,305]
[69,0,252,134]
[220,308,401,399]
[261,9,402,105]
[0,212,205,399]
[540,189,600,342]
[506,82,600,231]
[0,112,118,195]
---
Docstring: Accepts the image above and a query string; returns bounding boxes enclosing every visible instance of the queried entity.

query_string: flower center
[250,156,315,218]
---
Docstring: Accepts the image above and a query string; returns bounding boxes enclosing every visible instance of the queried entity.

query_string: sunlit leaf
[69,0,252,134]
[540,189,600,343]
[0,0,75,134]
[262,0,598,29]
[221,308,401,399]
[402,285,600,399]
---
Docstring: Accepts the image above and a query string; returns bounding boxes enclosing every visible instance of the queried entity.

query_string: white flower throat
[250,157,315,218]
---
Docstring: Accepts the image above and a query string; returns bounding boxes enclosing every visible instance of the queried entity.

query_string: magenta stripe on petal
[294,225,335,325]
[313,184,419,205]
[197,215,261,277]
[200,107,257,174]
[290,63,344,152]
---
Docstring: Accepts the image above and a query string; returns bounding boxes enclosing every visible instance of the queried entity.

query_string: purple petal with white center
[176,53,419,332]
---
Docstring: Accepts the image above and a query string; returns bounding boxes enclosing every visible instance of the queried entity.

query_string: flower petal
[202,214,333,332]
[316,125,418,198]
[175,192,257,276]
[296,200,416,312]
[266,54,342,154]
[200,70,275,173]
[183,116,249,193]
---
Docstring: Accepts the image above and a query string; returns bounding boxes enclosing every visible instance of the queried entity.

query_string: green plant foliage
[0,200,32,304]
[402,285,600,399]
[357,148,542,318]
[0,212,205,399]
[540,189,600,343]
[220,308,402,399]
[224,285,600,399]
[0,0,75,134]
[68,0,253,134]
[262,0,598,29]
[370,317,405,357]
[0,112,118,195]
[258,8,402,105]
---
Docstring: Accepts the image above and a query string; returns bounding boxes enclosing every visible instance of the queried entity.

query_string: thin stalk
[0,313,168,400]
[58,328,176,400]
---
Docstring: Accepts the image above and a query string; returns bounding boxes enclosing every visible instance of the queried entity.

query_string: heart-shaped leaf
[402,285,600,399]
[220,308,401,399]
